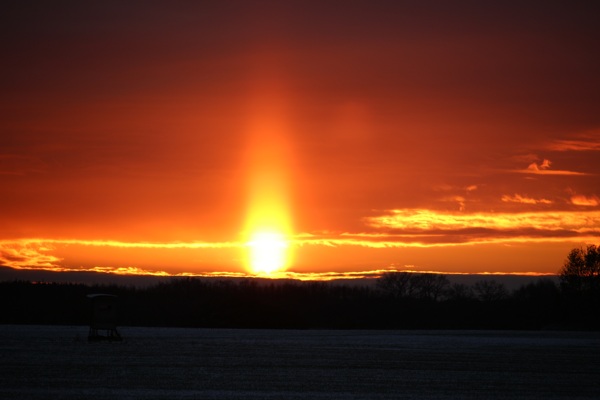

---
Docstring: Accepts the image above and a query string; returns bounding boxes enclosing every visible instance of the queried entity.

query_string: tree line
[1,245,598,330]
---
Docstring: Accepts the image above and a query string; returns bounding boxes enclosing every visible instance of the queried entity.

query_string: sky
[1,1,599,280]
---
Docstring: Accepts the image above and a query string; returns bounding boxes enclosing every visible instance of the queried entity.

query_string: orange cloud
[571,195,600,206]
[441,195,466,211]
[525,159,550,172]
[0,239,242,273]
[545,130,600,152]
[519,159,587,175]
[19,238,239,249]
[501,194,553,205]
[365,208,600,243]
[0,242,62,269]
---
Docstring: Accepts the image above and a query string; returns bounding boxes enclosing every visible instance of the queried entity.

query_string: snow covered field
[1,325,598,399]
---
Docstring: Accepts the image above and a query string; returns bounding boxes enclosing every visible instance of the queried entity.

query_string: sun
[246,231,289,275]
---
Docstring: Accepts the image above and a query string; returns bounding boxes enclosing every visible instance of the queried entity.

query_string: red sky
[1,1,599,279]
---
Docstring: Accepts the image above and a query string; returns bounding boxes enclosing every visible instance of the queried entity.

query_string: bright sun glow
[243,93,294,276]
[247,231,289,275]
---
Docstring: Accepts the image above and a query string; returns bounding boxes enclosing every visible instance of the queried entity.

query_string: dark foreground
[1,326,599,399]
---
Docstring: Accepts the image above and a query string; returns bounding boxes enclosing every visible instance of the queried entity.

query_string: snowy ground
[0,325,598,399]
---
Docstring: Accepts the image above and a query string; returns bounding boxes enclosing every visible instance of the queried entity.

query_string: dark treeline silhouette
[558,244,600,329]
[1,270,598,330]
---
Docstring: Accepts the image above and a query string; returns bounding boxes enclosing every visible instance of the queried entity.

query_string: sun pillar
[243,90,293,275]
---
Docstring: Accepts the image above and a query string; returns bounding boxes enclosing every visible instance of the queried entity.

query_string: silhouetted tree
[473,280,508,302]
[559,245,600,297]
[513,278,560,302]
[512,279,560,329]
[445,283,475,301]
[377,272,449,301]
[376,272,413,298]
[410,273,450,301]
[558,245,600,328]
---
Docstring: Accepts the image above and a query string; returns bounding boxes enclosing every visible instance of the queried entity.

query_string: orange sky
[1,1,599,279]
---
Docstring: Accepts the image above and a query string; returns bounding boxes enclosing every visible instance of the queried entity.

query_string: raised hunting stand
[87,294,122,342]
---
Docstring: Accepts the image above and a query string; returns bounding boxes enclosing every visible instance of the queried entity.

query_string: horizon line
[1,264,558,282]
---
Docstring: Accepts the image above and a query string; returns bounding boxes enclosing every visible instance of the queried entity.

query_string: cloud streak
[545,130,600,152]
[367,209,599,232]
[363,208,600,245]
[501,194,553,205]
[518,159,588,176]
[0,239,242,274]
[571,195,600,207]
[0,242,62,269]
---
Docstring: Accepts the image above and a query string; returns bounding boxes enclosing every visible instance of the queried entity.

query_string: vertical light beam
[243,84,293,275]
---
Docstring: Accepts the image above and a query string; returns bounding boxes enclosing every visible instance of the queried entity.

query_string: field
[1,325,599,399]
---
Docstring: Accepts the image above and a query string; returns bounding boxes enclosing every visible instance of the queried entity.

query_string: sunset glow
[246,231,290,275]
[1,3,599,280]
